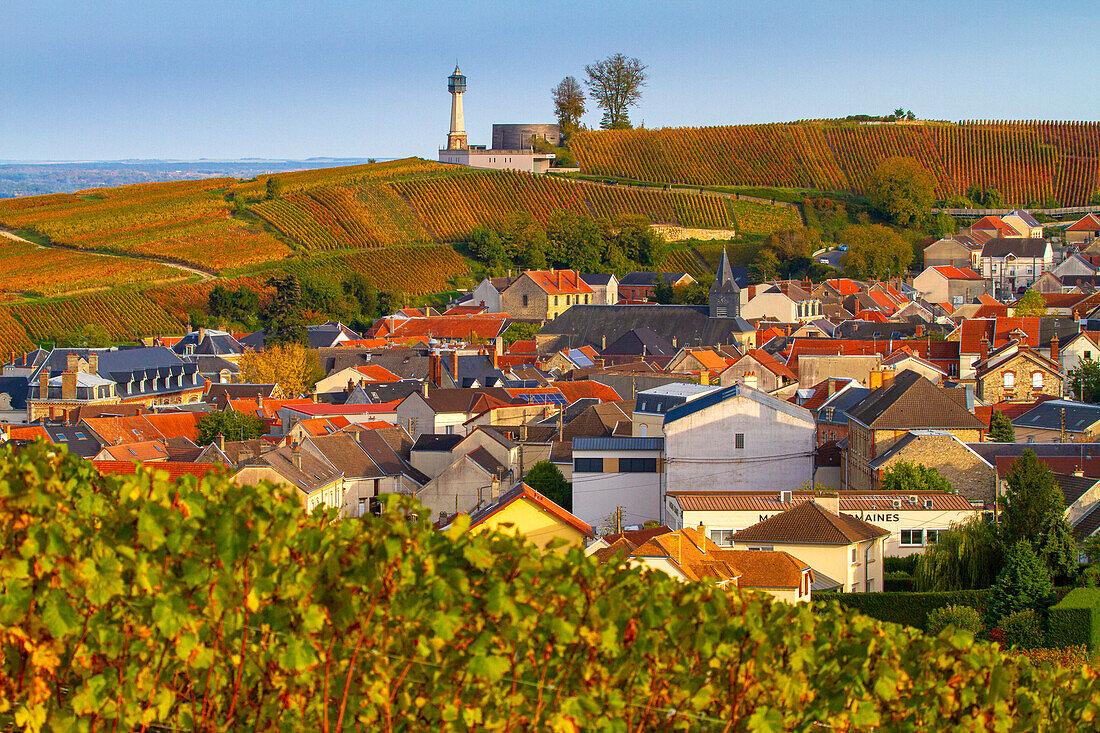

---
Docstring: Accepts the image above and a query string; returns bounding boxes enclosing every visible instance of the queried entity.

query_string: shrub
[884,571,915,592]
[1017,646,1092,667]
[884,555,919,574]
[998,609,1045,650]
[5,443,1100,729]
[822,589,993,629]
[986,540,1055,626]
[1048,588,1100,651]
[926,604,983,635]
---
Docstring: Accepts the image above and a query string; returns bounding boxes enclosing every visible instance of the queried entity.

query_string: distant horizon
[4,1,1100,161]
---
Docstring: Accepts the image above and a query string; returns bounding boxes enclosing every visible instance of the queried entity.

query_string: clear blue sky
[2,0,1097,161]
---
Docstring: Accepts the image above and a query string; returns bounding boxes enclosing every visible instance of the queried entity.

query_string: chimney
[979,335,990,362]
[813,492,840,515]
[256,394,263,408]
[87,353,98,376]
[203,377,211,394]
[430,352,442,388]
[63,408,71,424]
[62,369,77,400]
[198,327,206,345]
[291,441,302,470]
[743,371,758,390]
[915,325,923,338]
[421,380,429,398]
[1050,333,1060,364]
[697,521,707,552]
[66,352,79,372]
[601,335,607,350]
[700,370,710,386]
[827,378,837,397]
[216,433,225,451]
[491,348,499,369]
[450,350,459,385]
[39,370,48,399]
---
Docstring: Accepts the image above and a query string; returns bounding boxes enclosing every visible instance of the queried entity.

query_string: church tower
[709,248,741,319]
[446,65,468,150]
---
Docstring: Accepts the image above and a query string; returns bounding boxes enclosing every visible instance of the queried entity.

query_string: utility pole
[1061,407,1067,444]
[614,505,623,534]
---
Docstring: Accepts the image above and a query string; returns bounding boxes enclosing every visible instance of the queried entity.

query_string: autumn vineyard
[571,120,1100,206]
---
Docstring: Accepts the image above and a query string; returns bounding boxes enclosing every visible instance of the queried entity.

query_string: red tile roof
[284,401,401,416]
[98,440,170,461]
[785,338,960,376]
[931,265,984,280]
[7,425,50,441]
[508,339,537,355]
[524,270,594,295]
[741,349,796,381]
[354,364,401,382]
[370,314,510,340]
[444,305,489,316]
[1068,213,1100,232]
[971,216,1018,237]
[93,461,224,480]
[958,317,1044,353]
[823,278,862,295]
[554,380,621,404]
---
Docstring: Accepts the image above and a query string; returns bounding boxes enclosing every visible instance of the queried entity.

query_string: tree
[502,322,540,346]
[999,450,1066,550]
[914,516,1004,591]
[652,276,674,304]
[892,107,905,120]
[985,540,1054,626]
[988,409,1016,443]
[584,53,647,130]
[265,176,283,200]
[764,226,820,263]
[551,76,586,139]
[1014,290,1047,317]
[1068,357,1100,403]
[261,275,307,347]
[878,462,953,493]
[54,324,112,348]
[866,157,936,226]
[841,223,913,280]
[238,343,321,396]
[196,411,266,445]
[751,249,780,282]
[524,461,571,511]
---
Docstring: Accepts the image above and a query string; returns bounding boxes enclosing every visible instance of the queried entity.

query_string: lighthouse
[446,65,468,150]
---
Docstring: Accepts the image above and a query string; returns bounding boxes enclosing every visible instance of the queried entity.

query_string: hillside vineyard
[571,121,1100,206]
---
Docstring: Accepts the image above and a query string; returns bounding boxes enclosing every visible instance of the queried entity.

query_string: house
[973,341,1062,403]
[579,273,619,306]
[882,348,948,385]
[1060,331,1100,375]
[447,483,592,552]
[741,285,823,322]
[969,215,1021,240]
[617,272,695,302]
[955,317,1078,380]
[594,525,815,603]
[1010,400,1100,443]
[571,436,665,528]
[1051,252,1099,281]
[866,429,997,503]
[1002,210,1044,239]
[924,236,981,269]
[416,445,510,522]
[979,238,1054,298]
[470,276,518,312]
[632,383,720,438]
[170,328,245,362]
[394,386,512,438]
[729,496,889,593]
[668,489,979,558]
[499,270,595,321]
[313,365,402,396]
[233,442,344,513]
[913,266,988,306]
[410,433,465,479]
[718,349,796,392]
[667,347,737,376]
[812,381,871,446]
[1066,214,1100,246]
[663,383,816,494]
[844,370,986,492]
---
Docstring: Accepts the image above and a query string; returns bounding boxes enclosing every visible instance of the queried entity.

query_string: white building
[667,490,979,557]
[979,238,1053,298]
[663,384,815,495]
[632,382,720,438]
[571,436,664,529]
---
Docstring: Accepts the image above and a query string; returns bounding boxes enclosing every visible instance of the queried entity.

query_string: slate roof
[206,382,279,406]
[43,425,103,458]
[664,383,814,426]
[418,387,513,414]
[602,327,675,357]
[538,305,754,352]
[980,238,1048,259]
[618,272,692,286]
[466,446,507,476]
[816,384,872,426]
[1011,400,1100,432]
[1053,473,1100,507]
[845,371,985,430]
[1073,502,1100,539]
[1008,210,1041,228]
[730,501,890,545]
[580,273,614,286]
[412,433,465,452]
[171,329,244,357]
[0,376,28,411]
[572,436,664,452]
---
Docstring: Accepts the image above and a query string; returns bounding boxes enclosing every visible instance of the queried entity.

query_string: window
[445,425,455,435]
[866,579,874,592]
[574,457,604,473]
[1032,372,1043,389]
[716,306,727,318]
[851,548,857,564]
[1086,351,1092,360]
[564,295,570,305]
[851,584,858,593]
[710,529,737,546]
[620,457,657,472]
[522,295,528,307]
[639,424,647,437]
[358,498,365,517]
[734,433,745,449]
[554,296,559,306]
[900,529,924,546]
[748,546,774,552]
[585,295,590,304]
[924,499,933,509]
[926,529,941,544]
[1003,371,1015,390]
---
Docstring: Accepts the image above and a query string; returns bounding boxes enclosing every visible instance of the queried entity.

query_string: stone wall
[652,225,737,242]
[874,433,996,503]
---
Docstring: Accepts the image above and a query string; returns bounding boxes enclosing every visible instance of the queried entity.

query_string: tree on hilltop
[866,157,936,227]
[551,77,586,140]
[585,54,647,130]
[265,176,283,201]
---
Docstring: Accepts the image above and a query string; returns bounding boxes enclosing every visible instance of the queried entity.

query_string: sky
[2,0,1098,161]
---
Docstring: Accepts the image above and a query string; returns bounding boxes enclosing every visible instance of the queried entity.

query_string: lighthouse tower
[446,65,468,150]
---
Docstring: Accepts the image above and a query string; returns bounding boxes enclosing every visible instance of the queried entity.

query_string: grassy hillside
[570,120,1100,206]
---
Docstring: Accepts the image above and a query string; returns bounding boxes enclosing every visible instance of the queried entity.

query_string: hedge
[1048,588,1100,651]
[884,555,919,574]
[884,571,915,592]
[821,590,993,630]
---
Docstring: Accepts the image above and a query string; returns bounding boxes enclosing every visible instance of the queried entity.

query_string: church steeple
[709,248,741,319]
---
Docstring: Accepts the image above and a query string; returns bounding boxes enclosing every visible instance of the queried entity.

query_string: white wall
[664,393,815,494]
[471,279,503,313]
[571,448,663,528]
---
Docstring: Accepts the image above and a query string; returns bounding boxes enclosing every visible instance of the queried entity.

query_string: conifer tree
[986,540,1054,625]
[988,409,1015,442]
